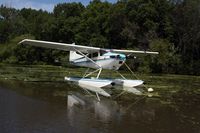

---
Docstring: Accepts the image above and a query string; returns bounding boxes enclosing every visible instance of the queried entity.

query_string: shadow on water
[0,79,200,133]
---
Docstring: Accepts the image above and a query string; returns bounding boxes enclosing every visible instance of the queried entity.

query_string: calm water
[0,78,200,133]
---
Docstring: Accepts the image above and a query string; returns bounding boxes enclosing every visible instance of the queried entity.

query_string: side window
[110,55,115,58]
[88,53,92,58]
[87,52,98,58]
[100,50,106,56]
[76,52,87,56]
[92,52,98,57]
[76,52,81,55]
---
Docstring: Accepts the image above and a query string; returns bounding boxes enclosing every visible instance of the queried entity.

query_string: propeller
[126,54,137,59]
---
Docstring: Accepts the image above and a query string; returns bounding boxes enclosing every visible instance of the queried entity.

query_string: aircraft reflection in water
[67,93,119,122]
[67,84,155,124]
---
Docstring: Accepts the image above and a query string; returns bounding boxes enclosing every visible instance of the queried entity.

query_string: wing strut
[73,48,102,79]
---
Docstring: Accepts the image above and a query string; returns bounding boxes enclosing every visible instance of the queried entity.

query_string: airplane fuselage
[71,52,126,70]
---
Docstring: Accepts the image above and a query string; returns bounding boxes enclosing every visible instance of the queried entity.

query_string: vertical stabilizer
[69,43,84,62]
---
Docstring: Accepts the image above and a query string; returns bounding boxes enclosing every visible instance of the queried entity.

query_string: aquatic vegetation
[0,64,199,106]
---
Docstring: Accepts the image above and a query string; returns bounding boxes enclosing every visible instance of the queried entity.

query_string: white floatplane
[19,39,158,100]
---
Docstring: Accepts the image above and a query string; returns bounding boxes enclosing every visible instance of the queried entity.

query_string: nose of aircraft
[119,54,126,60]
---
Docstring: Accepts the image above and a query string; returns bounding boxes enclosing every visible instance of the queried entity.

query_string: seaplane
[19,39,158,101]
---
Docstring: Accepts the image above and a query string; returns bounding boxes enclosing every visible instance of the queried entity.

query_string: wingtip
[150,51,159,54]
[18,39,29,45]
[18,40,24,45]
[144,51,159,54]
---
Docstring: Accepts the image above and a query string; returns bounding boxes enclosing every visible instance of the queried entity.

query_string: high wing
[19,39,100,53]
[19,39,158,54]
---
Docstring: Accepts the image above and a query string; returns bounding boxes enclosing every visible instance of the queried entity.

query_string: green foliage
[0,34,34,63]
[149,39,181,73]
[54,2,84,18]
[172,0,200,75]
[0,0,200,75]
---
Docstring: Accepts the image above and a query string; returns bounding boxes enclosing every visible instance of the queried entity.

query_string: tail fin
[69,43,84,62]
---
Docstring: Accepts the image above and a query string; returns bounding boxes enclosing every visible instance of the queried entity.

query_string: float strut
[96,68,102,79]
[96,92,100,101]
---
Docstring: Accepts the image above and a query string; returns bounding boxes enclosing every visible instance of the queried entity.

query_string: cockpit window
[88,52,98,58]
[100,50,106,56]
[93,52,98,57]
[110,55,121,59]
[110,55,116,58]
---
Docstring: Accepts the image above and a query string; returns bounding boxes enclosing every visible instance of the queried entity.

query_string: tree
[149,39,181,73]
[172,0,200,74]
[0,1,199,75]
[78,0,111,47]
[54,2,84,18]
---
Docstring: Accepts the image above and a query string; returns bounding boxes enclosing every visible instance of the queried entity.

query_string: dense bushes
[0,0,200,75]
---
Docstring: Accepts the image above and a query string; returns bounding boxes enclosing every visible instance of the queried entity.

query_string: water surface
[0,77,200,133]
